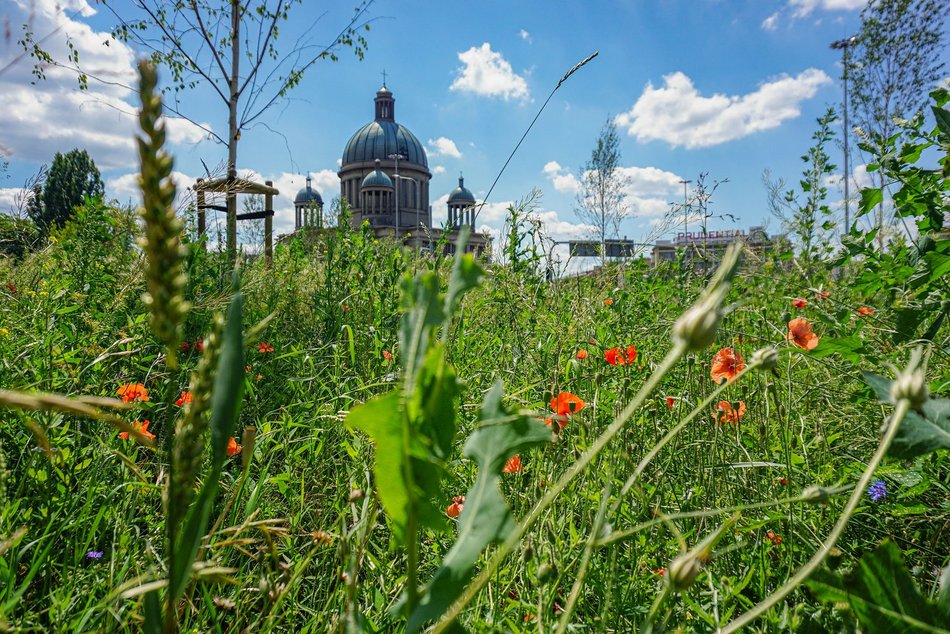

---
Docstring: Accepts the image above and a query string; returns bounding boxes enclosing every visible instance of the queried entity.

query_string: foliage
[26,149,104,236]
[0,215,40,261]
[575,118,631,263]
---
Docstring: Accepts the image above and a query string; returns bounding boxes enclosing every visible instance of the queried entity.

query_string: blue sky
[2,0,877,257]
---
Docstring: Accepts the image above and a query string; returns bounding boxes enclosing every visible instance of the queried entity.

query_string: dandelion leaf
[806,540,948,633]
[863,372,950,459]
[407,381,551,632]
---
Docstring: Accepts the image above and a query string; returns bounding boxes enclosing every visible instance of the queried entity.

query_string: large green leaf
[809,335,865,363]
[806,541,949,633]
[863,372,950,459]
[407,381,552,632]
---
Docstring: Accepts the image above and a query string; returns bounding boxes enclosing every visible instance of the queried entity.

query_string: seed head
[667,553,704,591]
[750,347,779,371]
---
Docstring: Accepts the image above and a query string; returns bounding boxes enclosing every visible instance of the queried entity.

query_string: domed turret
[447,175,476,229]
[448,175,475,204]
[293,175,324,230]
[361,159,394,189]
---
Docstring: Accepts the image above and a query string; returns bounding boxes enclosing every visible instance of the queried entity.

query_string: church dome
[342,86,428,168]
[447,176,476,204]
[293,177,323,206]
[361,160,394,189]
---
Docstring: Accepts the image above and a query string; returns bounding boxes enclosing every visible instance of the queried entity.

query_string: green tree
[27,149,104,235]
[846,0,947,244]
[575,118,631,264]
[765,108,838,264]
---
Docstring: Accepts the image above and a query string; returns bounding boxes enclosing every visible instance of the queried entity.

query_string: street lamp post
[831,36,857,238]
[679,178,691,246]
[388,152,406,240]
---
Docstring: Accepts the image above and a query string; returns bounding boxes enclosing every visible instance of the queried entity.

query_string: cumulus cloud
[788,0,866,17]
[615,69,831,148]
[450,43,529,101]
[432,165,446,175]
[543,161,581,193]
[427,137,462,159]
[0,0,210,169]
[518,29,532,42]
[543,161,684,218]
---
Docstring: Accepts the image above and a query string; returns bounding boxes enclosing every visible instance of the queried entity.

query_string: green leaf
[170,274,245,601]
[444,251,484,324]
[407,381,552,632]
[863,372,950,459]
[143,589,162,634]
[809,336,864,363]
[932,105,950,142]
[859,188,883,217]
[399,272,445,383]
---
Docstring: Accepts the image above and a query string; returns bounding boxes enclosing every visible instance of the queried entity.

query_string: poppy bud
[801,485,832,504]
[522,543,535,562]
[827,547,844,571]
[537,562,557,584]
[348,489,365,504]
[672,291,723,351]
[667,553,704,591]
[750,347,779,371]
[781,310,791,324]
[889,367,928,411]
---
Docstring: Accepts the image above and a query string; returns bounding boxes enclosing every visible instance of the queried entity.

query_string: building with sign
[652,226,770,267]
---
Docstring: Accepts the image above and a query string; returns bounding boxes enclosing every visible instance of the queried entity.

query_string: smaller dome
[376,85,391,95]
[361,159,394,189]
[448,175,476,204]
[294,176,323,206]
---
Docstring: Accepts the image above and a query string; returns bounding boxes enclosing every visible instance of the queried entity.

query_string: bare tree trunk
[226,0,240,266]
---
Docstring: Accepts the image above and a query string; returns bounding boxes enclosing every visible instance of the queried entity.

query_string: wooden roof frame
[193,177,279,196]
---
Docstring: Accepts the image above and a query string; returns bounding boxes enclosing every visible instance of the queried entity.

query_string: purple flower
[86,550,104,560]
[867,480,887,502]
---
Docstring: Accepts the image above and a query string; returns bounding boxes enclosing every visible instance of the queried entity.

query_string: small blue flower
[86,550,104,560]
[867,480,887,502]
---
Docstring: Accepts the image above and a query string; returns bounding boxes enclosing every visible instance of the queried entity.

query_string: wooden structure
[193,177,279,265]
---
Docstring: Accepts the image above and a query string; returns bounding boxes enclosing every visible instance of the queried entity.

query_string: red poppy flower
[382,350,392,361]
[652,568,666,576]
[665,396,675,410]
[792,298,807,308]
[256,374,263,380]
[604,298,613,306]
[116,383,150,403]
[446,495,465,518]
[502,455,523,473]
[179,340,191,352]
[715,400,746,424]
[815,290,830,300]
[605,345,637,366]
[5,282,16,295]
[767,531,782,545]
[857,306,874,316]
[175,391,193,407]
[710,348,745,383]
[257,342,274,353]
[576,349,588,360]
[788,318,819,350]
[119,420,155,441]
[226,436,242,456]
[195,338,204,353]
[550,392,586,417]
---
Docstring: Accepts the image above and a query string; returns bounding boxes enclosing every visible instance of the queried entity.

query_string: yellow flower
[0,328,9,337]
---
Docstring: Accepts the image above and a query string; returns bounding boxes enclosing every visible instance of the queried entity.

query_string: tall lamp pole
[679,179,691,244]
[388,151,406,240]
[831,36,857,238]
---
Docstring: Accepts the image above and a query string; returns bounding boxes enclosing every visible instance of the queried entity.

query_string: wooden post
[264,180,274,267]
[196,179,206,249]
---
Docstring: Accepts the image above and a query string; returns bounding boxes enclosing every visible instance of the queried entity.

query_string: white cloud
[762,12,780,30]
[518,29,532,43]
[450,43,529,101]
[427,137,462,159]
[543,161,581,193]
[615,69,831,148]
[0,1,211,169]
[432,165,446,174]
[788,0,866,17]
[0,187,30,216]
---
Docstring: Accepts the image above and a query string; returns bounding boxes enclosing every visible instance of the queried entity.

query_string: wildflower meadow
[1,46,949,634]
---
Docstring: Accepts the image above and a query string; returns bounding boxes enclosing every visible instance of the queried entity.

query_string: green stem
[430,341,688,633]
[719,399,911,633]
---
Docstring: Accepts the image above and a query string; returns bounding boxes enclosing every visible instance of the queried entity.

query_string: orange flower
[119,420,155,441]
[226,436,242,456]
[604,298,613,306]
[715,400,746,424]
[787,317,819,350]
[857,306,874,316]
[604,345,637,366]
[116,383,149,403]
[257,342,274,353]
[446,495,465,518]
[382,350,392,361]
[652,568,666,576]
[550,392,586,417]
[710,348,745,383]
[502,455,523,473]
[815,290,830,300]
[175,391,193,407]
[665,396,675,410]
[576,349,588,360]
[792,297,807,308]
[767,531,782,545]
